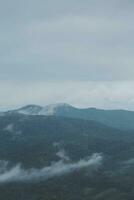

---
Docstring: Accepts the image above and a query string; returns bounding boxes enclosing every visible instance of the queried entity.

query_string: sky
[0,0,134,110]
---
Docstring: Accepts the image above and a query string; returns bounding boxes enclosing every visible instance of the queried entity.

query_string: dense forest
[0,112,134,199]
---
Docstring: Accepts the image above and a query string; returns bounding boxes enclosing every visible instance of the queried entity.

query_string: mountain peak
[20,104,42,110]
[14,103,73,116]
[17,104,43,115]
[40,103,73,115]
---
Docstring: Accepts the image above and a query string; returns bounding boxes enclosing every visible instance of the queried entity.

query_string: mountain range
[3,103,134,130]
[0,104,134,199]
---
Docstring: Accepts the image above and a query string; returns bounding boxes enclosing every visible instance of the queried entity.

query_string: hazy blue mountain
[0,113,134,199]
[4,103,134,130]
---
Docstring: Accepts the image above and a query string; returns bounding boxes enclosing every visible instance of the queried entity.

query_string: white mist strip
[0,153,103,183]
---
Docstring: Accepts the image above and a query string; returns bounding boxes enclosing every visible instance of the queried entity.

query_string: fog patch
[123,158,134,166]
[0,153,103,183]
[53,142,60,147]
[56,149,70,161]
[3,124,22,138]
[4,124,14,132]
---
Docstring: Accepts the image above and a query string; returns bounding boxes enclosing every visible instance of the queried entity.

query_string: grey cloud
[1,0,133,21]
[0,1,134,110]
[0,81,134,111]
[0,0,134,81]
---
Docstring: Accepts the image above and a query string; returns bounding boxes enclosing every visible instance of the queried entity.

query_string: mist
[0,153,102,183]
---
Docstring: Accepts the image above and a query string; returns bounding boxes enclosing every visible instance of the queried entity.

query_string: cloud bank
[0,1,134,110]
[0,0,134,81]
[0,153,102,183]
[1,81,134,111]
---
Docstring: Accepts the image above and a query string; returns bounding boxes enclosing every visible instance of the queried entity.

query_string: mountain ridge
[0,113,134,199]
[2,103,134,130]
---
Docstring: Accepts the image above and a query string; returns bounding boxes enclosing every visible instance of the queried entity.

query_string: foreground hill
[0,113,134,199]
[4,103,134,130]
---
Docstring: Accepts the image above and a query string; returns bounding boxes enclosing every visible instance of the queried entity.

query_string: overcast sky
[0,0,134,110]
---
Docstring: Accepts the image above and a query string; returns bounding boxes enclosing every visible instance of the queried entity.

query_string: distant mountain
[16,103,72,115]
[4,103,134,130]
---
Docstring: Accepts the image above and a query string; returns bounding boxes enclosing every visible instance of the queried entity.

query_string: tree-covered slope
[0,114,134,199]
[5,103,134,130]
